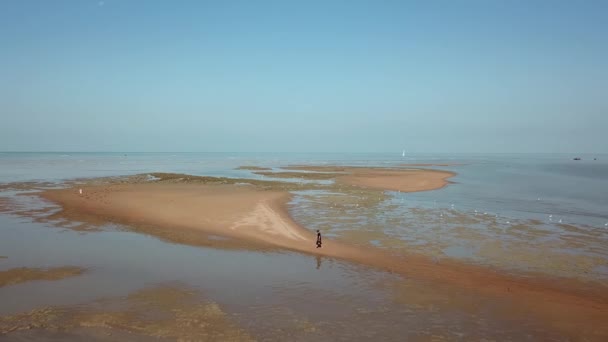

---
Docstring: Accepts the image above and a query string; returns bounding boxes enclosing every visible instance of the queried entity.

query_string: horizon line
[0,151,605,155]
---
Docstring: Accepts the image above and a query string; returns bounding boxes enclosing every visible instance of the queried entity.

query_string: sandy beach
[259,165,455,192]
[34,168,608,338]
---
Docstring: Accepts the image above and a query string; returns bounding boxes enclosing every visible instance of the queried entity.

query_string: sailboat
[402,150,405,157]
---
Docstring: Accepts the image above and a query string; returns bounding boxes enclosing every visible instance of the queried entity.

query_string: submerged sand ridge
[0,285,254,340]
[27,169,608,339]
[0,267,85,288]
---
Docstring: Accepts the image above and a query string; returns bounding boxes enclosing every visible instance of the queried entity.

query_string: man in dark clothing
[316,230,322,248]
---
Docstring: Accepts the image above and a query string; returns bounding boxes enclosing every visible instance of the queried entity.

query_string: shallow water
[1,152,608,340]
[0,211,568,341]
[2,152,607,227]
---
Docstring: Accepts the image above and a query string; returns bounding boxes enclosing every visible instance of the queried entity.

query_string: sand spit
[0,267,85,288]
[282,165,455,192]
[336,168,454,193]
[24,170,608,338]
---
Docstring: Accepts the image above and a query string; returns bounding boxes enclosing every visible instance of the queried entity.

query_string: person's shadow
[315,255,322,270]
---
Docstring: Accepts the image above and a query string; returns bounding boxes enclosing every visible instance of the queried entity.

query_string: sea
[1,152,607,340]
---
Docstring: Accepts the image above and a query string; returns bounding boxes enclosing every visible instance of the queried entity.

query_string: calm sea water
[1,152,607,227]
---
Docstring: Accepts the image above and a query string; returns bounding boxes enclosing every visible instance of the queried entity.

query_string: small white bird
[558,219,562,223]
[506,221,510,224]
[604,222,608,227]
[79,188,83,195]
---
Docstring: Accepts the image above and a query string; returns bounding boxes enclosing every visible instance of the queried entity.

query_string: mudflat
[0,267,85,288]
[31,169,608,339]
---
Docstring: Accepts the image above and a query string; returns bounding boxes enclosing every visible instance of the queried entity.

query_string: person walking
[316,230,322,248]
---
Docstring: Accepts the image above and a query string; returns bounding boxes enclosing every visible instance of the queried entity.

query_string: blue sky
[1,0,606,153]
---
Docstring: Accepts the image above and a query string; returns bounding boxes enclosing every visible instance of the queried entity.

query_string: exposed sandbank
[36,173,608,334]
[264,165,455,192]
[336,168,453,193]
[0,267,85,288]
[33,170,608,338]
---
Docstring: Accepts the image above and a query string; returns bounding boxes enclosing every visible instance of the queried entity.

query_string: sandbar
[284,165,454,192]
[34,171,608,338]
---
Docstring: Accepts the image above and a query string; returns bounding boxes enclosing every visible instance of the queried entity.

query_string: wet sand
[336,168,453,192]
[253,171,340,180]
[0,267,85,288]
[32,170,608,339]
[0,285,253,340]
[282,165,455,192]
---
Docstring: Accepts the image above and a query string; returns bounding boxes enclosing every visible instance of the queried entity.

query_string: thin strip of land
[33,169,608,338]
[259,165,455,192]
[252,171,340,180]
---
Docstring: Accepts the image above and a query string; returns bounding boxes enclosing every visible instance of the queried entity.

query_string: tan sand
[336,168,454,192]
[36,174,608,338]
[0,267,85,288]
[41,183,312,249]
[282,165,455,192]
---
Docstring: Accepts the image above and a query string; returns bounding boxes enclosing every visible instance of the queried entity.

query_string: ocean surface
[1,152,607,340]
[2,152,607,227]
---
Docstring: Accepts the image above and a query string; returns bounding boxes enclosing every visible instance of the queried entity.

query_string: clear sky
[1,0,606,153]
